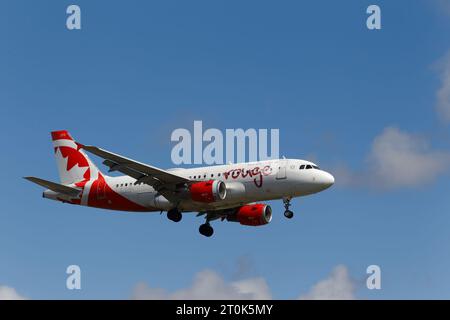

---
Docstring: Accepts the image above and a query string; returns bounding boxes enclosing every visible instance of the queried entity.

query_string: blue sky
[1,0,450,299]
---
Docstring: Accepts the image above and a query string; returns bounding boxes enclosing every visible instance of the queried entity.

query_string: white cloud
[299,265,355,300]
[335,127,450,189]
[131,269,271,300]
[132,266,359,300]
[436,51,450,122]
[0,286,26,300]
[231,278,272,300]
[368,127,450,188]
[333,50,450,189]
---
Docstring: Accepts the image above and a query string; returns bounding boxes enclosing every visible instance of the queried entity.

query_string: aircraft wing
[81,145,190,201]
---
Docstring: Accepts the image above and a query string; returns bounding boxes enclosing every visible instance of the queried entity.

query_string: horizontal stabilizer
[24,176,81,197]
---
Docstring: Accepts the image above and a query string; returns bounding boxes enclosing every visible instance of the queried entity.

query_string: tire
[199,224,214,237]
[284,210,294,219]
[167,209,182,222]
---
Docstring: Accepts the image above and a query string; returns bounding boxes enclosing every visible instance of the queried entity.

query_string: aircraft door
[276,160,287,180]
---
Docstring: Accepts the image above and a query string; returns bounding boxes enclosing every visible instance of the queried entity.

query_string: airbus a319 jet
[25,130,335,237]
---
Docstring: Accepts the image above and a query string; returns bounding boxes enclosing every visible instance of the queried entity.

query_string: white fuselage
[97,158,334,212]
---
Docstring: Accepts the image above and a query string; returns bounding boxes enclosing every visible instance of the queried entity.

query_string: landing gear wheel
[167,209,182,222]
[199,223,214,237]
[284,210,294,219]
[282,197,294,219]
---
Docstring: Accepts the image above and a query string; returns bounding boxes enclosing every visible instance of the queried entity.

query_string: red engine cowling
[233,204,272,226]
[189,180,227,203]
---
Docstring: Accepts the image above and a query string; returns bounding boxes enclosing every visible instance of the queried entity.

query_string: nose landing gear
[283,197,294,219]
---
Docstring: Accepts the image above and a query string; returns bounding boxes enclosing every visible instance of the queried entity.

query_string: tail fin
[51,130,101,184]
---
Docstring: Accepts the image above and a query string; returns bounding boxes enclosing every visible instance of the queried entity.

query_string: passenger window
[120,184,123,187]
[300,165,305,169]
[116,184,119,188]
[218,173,221,176]
[211,174,214,177]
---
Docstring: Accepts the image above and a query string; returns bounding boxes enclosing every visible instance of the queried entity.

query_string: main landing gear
[283,197,294,219]
[199,223,214,237]
[167,208,182,222]
[166,209,214,237]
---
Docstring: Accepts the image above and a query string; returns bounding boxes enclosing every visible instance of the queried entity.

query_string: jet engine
[227,204,272,226]
[189,180,227,203]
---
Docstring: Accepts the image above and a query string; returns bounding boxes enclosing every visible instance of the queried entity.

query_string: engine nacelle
[222,181,246,202]
[189,180,227,203]
[227,204,272,226]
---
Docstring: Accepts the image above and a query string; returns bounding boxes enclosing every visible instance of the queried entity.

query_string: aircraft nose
[318,171,335,189]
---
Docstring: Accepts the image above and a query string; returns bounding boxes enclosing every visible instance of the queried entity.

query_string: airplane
[25,130,335,237]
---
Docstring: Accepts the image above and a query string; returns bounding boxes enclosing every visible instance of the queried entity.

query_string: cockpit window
[300,164,320,170]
